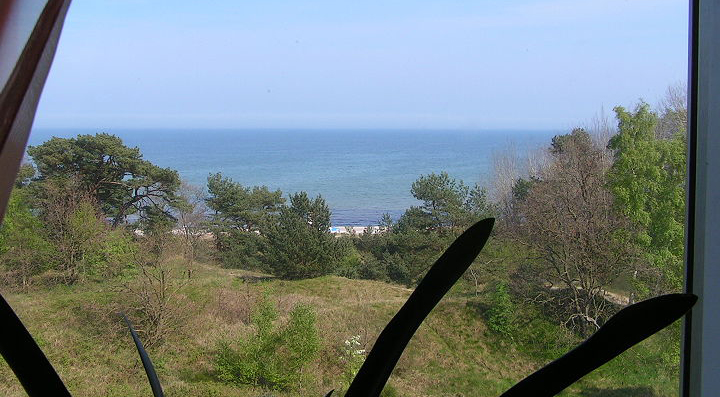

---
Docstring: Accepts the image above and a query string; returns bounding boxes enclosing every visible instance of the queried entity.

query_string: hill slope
[0,259,679,397]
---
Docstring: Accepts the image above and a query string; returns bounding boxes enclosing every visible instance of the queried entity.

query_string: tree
[378,228,454,286]
[549,127,591,154]
[206,173,284,233]
[27,133,181,227]
[0,189,55,288]
[176,182,208,260]
[14,163,35,189]
[515,129,636,336]
[34,178,134,283]
[656,83,687,140]
[406,172,493,231]
[349,172,493,286]
[607,102,686,294]
[205,173,284,270]
[285,191,331,232]
[378,213,394,232]
[491,144,522,219]
[348,166,532,291]
[123,230,189,348]
[265,192,345,279]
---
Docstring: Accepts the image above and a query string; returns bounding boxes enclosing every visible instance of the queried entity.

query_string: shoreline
[135,225,384,238]
[329,226,384,235]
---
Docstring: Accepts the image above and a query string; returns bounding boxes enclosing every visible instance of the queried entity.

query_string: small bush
[123,234,190,348]
[356,253,388,282]
[0,189,56,288]
[486,282,515,337]
[333,243,362,279]
[214,230,268,271]
[216,298,320,390]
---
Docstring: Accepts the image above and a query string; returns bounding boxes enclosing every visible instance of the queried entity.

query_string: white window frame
[681,1,719,396]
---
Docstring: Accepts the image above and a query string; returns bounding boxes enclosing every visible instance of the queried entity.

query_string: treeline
[0,133,182,287]
[206,173,346,279]
[1,88,687,342]
[205,169,493,285]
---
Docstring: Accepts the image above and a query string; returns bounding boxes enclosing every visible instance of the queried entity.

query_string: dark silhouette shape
[0,218,698,397]
[0,294,72,397]
[123,314,165,397]
[344,218,495,397]
[498,293,696,397]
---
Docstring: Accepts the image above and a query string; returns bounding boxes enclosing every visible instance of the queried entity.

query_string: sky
[33,0,689,130]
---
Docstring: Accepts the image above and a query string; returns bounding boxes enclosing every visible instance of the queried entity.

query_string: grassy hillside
[0,257,679,397]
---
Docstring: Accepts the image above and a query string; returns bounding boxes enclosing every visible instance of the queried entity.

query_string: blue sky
[34,0,689,130]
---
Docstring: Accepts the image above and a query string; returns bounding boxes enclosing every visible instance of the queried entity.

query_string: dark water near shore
[29,129,558,225]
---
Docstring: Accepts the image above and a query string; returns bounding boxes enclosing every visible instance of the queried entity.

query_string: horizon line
[31,126,564,133]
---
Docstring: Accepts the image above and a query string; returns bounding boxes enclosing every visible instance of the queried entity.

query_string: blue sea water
[28,129,558,225]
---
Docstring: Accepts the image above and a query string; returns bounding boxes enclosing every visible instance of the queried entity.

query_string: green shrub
[214,230,268,270]
[334,247,362,279]
[0,189,56,287]
[216,298,320,390]
[486,282,515,337]
[99,228,137,277]
[356,253,388,282]
[265,214,337,279]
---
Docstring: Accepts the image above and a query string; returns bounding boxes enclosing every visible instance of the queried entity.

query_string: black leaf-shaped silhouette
[122,314,165,397]
[344,218,495,397]
[498,293,696,397]
[0,294,72,396]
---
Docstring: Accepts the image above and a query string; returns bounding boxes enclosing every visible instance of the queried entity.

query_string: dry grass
[0,258,679,397]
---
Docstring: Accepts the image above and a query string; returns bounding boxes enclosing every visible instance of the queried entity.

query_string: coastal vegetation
[0,91,688,396]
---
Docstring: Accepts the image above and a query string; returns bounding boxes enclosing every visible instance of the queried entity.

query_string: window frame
[682,1,719,396]
[0,1,717,396]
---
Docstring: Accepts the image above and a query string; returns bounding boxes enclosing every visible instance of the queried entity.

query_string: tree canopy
[27,133,181,227]
[351,172,494,286]
[0,189,55,287]
[265,192,345,279]
[607,103,686,293]
[206,173,284,233]
[403,171,492,231]
[515,128,635,335]
[205,175,345,278]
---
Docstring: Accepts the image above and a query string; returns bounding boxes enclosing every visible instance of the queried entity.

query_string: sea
[27,129,559,226]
